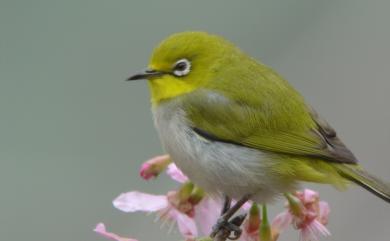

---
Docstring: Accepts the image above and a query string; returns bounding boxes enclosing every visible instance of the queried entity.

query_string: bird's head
[128,31,237,105]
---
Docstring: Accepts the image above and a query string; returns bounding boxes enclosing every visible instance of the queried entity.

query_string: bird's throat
[148,77,196,106]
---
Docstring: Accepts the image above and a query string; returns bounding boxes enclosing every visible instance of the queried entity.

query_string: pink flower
[94,223,138,241]
[113,190,198,238]
[112,187,225,239]
[139,155,170,180]
[271,189,330,241]
[116,161,219,239]
[166,162,189,183]
[140,155,188,183]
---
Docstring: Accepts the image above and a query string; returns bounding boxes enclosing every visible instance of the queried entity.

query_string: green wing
[183,89,357,164]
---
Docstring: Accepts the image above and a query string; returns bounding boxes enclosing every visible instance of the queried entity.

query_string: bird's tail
[335,164,390,203]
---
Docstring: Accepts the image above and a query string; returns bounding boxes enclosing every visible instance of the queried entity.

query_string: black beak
[127,69,164,81]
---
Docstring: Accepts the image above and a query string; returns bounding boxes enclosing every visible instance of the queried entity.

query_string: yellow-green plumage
[129,31,390,203]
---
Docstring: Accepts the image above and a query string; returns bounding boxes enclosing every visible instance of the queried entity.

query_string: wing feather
[183,89,357,164]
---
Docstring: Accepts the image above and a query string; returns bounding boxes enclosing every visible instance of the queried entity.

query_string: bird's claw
[210,214,247,240]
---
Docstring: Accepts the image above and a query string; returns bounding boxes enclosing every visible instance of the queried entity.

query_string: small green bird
[128,31,389,236]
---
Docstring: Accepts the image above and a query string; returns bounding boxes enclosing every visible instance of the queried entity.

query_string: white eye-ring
[173,58,191,77]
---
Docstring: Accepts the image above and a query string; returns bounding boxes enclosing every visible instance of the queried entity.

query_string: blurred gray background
[0,0,389,241]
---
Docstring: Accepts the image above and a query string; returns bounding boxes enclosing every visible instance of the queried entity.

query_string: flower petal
[241,201,253,211]
[300,189,319,204]
[113,191,168,213]
[299,220,330,241]
[174,210,198,237]
[194,197,221,235]
[271,211,293,233]
[94,223,138,241]
[318,201,330,225]
[166,163,189,183]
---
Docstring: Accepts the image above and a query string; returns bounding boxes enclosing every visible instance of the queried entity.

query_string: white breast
[152,101,296,203]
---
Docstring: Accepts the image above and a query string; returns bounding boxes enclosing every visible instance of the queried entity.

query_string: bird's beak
[127,69,164,81]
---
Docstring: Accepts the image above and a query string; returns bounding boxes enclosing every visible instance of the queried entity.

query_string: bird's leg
[221,195,232,215]
[210,194,251,240]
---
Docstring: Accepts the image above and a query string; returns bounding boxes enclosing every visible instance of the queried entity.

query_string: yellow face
[146,58,201,105]
[128,32,233,105]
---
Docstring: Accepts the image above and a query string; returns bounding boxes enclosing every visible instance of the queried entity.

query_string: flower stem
[260,204,272,241]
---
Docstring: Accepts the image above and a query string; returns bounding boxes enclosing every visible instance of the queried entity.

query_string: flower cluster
[95,155,330,241]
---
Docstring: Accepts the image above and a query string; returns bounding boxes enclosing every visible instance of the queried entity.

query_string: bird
[127,31,390,238]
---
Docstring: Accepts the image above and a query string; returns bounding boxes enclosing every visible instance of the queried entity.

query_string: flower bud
[284,193,303,217]
[139,155,170,180]
[178,182,195,201]
[247,203,260,234]
[188,186,205,205]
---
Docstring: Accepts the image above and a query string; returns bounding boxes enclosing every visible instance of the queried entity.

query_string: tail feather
[335,164,390,203]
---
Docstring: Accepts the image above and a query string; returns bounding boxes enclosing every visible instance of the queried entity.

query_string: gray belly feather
[153,101,296,203]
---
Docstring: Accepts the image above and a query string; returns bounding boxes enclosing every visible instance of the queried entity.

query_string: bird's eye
[173,59,191,77]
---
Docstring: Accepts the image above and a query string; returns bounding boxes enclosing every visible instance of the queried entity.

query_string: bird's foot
[210,194,251,240]
[210,214,247,240]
